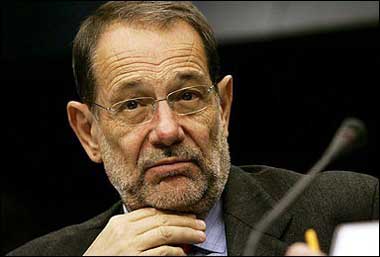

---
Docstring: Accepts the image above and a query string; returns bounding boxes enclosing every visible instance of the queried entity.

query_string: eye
[122,100,139,110]
[180,90,200,101]
[182,92,193,100]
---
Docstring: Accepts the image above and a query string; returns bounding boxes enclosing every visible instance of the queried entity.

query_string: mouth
[144,158,197,183]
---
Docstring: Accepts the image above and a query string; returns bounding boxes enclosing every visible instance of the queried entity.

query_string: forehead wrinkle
[107,53,203,86]
[108,50,208,89]
[110,60,206,90]
[94,41,196,75]
[103,42,195,62]
[107,60,162,87]
[102,45,201,78]
[185,36,196,72]
[92,50,143,73]
[92,47,150,86]
[108,53,190,77]
[90,47,143,89]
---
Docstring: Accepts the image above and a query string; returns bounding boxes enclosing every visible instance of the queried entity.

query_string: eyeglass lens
[111,85,213,125]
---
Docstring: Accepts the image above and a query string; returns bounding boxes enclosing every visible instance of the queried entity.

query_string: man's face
[91,21,231,216]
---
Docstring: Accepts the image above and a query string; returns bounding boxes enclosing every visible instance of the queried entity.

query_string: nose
[148,101,185,147]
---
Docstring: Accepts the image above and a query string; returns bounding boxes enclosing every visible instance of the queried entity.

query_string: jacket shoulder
[237,165,379,220]
[309,170,378,221]
[7,201,122,256]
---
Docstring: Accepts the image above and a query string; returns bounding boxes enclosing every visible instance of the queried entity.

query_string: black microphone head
[339,117,367,148]
[326,117,368,161]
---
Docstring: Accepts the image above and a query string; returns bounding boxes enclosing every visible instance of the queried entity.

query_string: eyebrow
[173,71,209,85]
[111,78,152,97]
[112,78,144,92]
[109,79,150,103]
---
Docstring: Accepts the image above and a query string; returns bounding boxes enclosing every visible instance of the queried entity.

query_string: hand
[83,207,206,256]
[285,243,326,256]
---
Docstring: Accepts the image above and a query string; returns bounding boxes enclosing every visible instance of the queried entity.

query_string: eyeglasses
[92,85,216,125]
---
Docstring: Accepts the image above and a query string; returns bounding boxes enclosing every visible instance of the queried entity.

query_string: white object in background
[330,220,379,256]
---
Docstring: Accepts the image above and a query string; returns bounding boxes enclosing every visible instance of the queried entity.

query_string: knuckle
[157,246,183,256]
[157,246,171,256]
[108,214,122,225]
[160,216,170,226]
[158,226,172,242]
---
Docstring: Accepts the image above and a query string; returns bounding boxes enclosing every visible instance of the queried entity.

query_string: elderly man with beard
[7,1,378,256]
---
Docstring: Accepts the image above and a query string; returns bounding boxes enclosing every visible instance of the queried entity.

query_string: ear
[217,75,233,137]
[67,101,102,163]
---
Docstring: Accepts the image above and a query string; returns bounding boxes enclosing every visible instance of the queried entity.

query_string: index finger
[122,207,159,222]
[133,213,206,236]
[120,206,197,223]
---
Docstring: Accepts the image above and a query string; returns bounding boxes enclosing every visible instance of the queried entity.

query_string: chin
[144,180,221,217]
[147,182,205,209]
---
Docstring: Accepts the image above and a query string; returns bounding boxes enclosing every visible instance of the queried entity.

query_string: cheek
[182,109,219,154]
[101,121,147,166]
[119,131,147,164]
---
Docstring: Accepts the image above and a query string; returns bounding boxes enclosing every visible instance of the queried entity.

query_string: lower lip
[145,162,194,180]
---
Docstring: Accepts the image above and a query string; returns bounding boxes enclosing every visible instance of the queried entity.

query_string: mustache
[138,144,204,172]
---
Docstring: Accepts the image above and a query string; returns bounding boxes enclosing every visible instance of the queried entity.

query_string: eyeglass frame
[90,84,218,124]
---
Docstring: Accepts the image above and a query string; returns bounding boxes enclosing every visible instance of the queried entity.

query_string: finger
[157,210,197,219]
[136,226,206,251]
[106,208,158,229]
[285,243,325,256]
[125,207,160,222]
[139,245,186,256]
[134,213,206,235]
[125,208,195,221]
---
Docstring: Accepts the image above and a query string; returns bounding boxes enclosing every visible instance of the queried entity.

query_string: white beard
[98,114,231,216]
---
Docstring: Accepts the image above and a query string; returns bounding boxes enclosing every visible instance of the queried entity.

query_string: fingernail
[196,220,206,229]
[198,231,206,241]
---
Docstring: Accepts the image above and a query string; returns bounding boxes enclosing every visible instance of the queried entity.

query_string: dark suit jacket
[7,165,379,256]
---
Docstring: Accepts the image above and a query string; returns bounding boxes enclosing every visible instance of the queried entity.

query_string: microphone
[242,117,368,256]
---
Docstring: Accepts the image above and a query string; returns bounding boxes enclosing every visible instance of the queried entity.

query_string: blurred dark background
[1,2,378,254]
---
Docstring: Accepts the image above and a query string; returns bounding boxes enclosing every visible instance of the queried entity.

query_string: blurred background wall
[1,1,378,254]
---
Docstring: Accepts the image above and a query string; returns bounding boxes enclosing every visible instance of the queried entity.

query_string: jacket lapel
[223,166,293,256]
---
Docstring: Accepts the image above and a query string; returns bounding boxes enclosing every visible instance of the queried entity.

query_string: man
[8,2,378,256]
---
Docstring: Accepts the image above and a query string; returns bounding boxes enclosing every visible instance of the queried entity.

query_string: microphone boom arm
[242,117,367,256]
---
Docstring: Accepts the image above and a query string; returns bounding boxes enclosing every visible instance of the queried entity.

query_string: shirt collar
[194,199,227,253]
[122,200,227,254]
